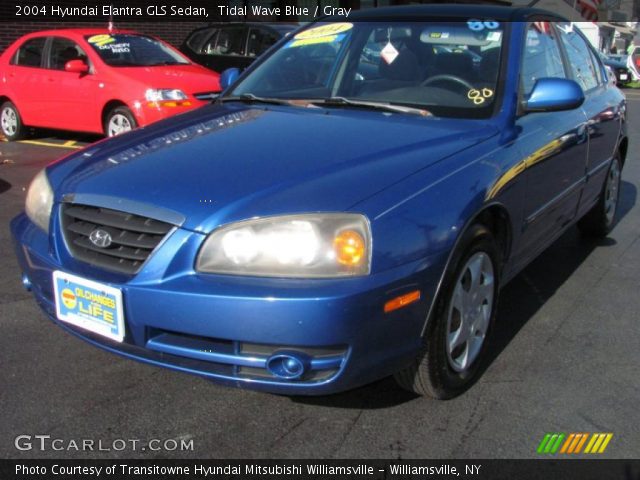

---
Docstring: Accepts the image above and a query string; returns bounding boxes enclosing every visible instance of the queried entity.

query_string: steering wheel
[421,74,475,92]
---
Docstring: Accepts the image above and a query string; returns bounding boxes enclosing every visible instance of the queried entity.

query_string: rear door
[5,36,48,125]
[514,22,589,261]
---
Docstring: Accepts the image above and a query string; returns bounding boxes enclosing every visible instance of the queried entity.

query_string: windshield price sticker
[467,20,500,31]
[467,88,494,105]
[87,34,115,47]
[288,33,346,48]
[294,23,353,41]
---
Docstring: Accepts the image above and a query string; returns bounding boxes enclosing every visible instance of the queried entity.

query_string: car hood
[114,64,220,93]
[49,103,497,232]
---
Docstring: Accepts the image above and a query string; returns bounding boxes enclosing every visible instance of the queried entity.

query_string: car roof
[336,5,566,22]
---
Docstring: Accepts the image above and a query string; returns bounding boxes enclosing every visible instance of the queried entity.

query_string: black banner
[2,460,640,480]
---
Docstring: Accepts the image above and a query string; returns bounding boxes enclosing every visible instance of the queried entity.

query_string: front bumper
[11,211,444,395]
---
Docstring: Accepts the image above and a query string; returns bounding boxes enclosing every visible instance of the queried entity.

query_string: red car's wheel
[104,106,137,137]
[0,101,26,141]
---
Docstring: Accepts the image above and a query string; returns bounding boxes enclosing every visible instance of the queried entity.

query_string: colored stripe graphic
[539,433,613,454]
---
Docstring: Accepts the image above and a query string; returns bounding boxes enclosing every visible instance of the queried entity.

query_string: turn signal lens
[334,230,366,266]
[384,290,421,313]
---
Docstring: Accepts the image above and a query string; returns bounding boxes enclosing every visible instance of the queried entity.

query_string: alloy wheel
[107,114,132,137]
[1,107,17,136]
[446,251,495,372]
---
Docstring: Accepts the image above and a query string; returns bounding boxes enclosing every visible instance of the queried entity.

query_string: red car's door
[40,36,98,132]
[4,36,49,125]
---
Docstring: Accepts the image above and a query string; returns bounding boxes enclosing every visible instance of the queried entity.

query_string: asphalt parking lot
[1,91,639,460]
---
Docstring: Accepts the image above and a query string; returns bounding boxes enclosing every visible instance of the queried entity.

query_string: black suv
[180,23,298,73]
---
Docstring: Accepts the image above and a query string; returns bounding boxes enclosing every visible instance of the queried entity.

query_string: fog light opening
[266,352,309,380]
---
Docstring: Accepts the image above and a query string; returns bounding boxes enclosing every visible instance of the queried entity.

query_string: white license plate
[620,74,628,80]
[53,271,125,342]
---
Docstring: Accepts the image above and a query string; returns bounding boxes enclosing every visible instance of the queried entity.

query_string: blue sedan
[11,7,627,398]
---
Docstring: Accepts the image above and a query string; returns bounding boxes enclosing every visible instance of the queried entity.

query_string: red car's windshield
[85,34,190,67]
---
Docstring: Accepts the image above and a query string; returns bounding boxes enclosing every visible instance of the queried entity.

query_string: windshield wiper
[309,97,431,116]
[218,93,296,106]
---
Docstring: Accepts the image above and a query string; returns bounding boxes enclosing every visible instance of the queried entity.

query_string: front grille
[62,204,173,275]
[193,91,219,101]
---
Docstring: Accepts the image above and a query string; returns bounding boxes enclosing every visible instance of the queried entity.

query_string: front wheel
[104,106,137,137]
[1,101,26,141]
[578,154,622,237]
[394,224,500,399]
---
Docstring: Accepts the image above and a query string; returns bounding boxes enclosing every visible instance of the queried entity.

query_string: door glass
[199,29,220,55]
[186,28,212,52]
[521,22,566,96]
[211,27,246,56]
[247,28,279,58]
[557,24,599,91]
[49,37,88,70]
[12,37,46,67]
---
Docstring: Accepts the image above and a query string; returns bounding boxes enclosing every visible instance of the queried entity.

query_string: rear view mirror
[524,78,584,113]
[220,68,241,90]
[64,59,89,74]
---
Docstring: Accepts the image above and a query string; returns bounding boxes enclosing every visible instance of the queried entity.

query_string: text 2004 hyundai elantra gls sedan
[11,7,628,398]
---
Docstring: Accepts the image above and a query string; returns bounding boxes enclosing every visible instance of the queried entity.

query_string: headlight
[25,169,53,233]
[145,89,187,102]
[196,214,371,278]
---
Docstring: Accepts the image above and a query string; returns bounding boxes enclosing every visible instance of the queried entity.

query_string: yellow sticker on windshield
[289,36,341,48]
[294,23,353,41]
[87,34,115,47]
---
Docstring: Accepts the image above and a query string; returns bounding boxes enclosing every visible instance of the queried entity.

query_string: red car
[0,29,221,140]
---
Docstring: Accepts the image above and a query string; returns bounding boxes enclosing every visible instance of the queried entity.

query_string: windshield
[85,34,190,67]
[228,21,506,118]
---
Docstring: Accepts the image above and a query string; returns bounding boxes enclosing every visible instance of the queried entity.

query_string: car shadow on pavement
[292,181,637,409]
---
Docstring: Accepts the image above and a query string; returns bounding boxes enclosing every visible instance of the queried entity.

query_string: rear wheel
[578,154,622,237]
[104,106,137,137]
[394,224,500,399]
[0,101,26,141]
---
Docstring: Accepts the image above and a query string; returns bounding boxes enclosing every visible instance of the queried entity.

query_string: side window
[12,37,47,67]
[521,22,566,97]
[587,47,604,85]
[211,27,246,56]
[557,24,599,91]
[247,28,279,58]
[49,37,88,70]
[200,29,219,55]
[186,29,211,52]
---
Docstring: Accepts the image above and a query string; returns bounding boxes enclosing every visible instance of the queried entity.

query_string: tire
[0,101,26,141]
[104,106,137,137]
[394,224,501,399]
[578,153,622,238]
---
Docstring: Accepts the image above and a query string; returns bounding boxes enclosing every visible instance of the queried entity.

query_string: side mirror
[219,68,240,90]
[64,59,89,74]
[524,78,584,113]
